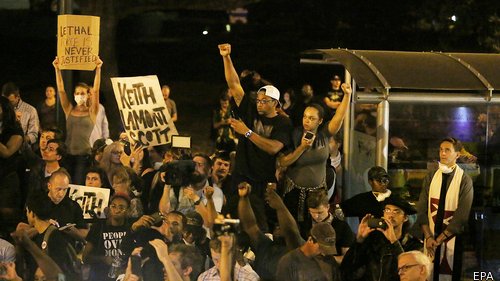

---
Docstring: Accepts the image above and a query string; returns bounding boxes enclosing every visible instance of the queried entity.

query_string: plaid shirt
[14,99,39,144]
[197,263,259,281]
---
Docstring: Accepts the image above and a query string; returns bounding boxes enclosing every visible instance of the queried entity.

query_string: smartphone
[150,212,163,226]
[130,254,142,276]
[367,218,388,230]
[304,131,315,140]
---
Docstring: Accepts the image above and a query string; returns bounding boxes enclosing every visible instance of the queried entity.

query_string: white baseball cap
[258,85,280,102]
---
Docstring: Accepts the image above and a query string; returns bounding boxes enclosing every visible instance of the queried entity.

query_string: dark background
[0,0,498,152]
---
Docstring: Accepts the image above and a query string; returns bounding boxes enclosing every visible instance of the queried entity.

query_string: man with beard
[211,150,233,199]
[159,153,224,216]
[219,43,292,232]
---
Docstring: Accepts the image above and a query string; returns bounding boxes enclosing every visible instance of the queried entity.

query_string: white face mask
[74,95,88,106]
[438,162,455,174]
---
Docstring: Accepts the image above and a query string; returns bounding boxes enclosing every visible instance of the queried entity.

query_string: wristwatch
[193,198,202,206]
[245,129,253,138]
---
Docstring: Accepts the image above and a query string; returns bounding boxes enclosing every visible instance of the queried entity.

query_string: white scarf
[373,189,391,202]
[426,165,463,281]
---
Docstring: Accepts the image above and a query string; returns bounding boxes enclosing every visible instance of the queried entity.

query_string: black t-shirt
[86,220,132,281]
[32,226,78,280]
[231,94,292,182]
[50,196,87,229]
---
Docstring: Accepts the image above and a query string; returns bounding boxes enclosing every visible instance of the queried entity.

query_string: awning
[301,49,500,93]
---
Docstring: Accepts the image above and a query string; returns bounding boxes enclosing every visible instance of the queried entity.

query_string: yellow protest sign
[57,15,100,71]
[111,75,178,147]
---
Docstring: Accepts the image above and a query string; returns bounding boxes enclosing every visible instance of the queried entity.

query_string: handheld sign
[111,75,178,146]
[57,15,100,71]
[68,184,110,219]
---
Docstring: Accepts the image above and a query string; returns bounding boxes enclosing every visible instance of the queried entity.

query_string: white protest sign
[69,184,110,219]
[57,15,100,71]
[111,75,177,146]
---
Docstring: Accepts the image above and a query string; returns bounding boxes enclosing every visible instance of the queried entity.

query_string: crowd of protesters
[0,44,473,281]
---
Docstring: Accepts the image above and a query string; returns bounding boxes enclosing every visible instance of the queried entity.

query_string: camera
[158,160,195,187]
[367,218,388,230]
[304,131,315,141]
[213,218,240,236]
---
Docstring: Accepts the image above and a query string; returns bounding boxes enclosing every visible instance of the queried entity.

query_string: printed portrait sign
[111,75,178,147]
[57,15,100,71]
[69,184,110,219]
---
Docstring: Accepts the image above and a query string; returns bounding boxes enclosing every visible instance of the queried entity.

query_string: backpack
[42,225,83,280]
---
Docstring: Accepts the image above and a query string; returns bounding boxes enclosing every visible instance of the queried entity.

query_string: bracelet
[425,236,433,241]
[244,129,253,138]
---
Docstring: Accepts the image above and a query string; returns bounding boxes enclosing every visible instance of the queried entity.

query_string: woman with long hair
[100,141,144,205]
[52,56,103,184]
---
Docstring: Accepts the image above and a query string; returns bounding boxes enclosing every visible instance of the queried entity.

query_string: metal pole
[343,70,353,201]
[376,98,389,169]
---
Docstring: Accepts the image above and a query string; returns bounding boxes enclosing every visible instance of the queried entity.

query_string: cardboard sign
[111,75,178,146]
[69,184,110,219]
[57,15,100,71]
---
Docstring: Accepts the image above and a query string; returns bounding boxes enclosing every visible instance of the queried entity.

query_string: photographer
[158,154,222,227]
[340,196,422,281]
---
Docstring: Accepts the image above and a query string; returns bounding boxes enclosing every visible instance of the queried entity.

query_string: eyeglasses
[383,208,404,215]
[398,264,421,274]
[375,178,390,185]
[256,99,275,104]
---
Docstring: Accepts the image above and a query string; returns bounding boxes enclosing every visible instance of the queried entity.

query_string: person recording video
[340,196,423,281]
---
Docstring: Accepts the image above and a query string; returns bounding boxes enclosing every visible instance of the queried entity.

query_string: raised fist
[218,43,231,57]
